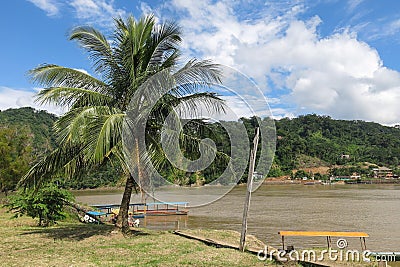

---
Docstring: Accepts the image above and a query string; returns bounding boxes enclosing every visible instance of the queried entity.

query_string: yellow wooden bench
[278,231,369,250]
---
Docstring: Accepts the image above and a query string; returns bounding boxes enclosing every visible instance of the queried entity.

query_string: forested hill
[272,114,400,174]
[1,108,400,186]
[0,107,121,190]
[0,107,57,154]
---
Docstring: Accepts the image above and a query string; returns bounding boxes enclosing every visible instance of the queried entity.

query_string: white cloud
[69,0,127,28]
[0,87,65,115]
[347,0,364,13]
[0,68,90,115]
[170,0,302,68]
[386,19,400,36]
[140,2,153,16]
[73,68,89,75]
[165,0,400,125]
[350,17,400,42]
[28,0,127,29]
[25,0,400,124]
[27,0,60,16]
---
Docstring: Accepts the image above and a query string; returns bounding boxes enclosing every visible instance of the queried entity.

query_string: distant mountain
[0,107,121,190]
[273,114,400,172]
[0,107,57,155]
[1,108,399,185]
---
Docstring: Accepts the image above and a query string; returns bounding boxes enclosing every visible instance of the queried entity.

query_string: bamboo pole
[239,127,260,252]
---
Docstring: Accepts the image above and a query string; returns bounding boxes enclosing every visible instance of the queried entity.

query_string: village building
[372,167,393,178]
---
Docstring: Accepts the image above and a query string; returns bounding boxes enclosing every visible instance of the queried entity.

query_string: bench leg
[282,236,285,250]
[326,236,332,249]
[360,237,367,251]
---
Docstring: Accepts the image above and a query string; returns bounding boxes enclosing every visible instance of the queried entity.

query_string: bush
[5,183,74,226]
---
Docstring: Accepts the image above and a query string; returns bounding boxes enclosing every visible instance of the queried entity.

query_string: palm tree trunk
[135,137,146,203]
[116,136,144,233]
[116,173,135,233]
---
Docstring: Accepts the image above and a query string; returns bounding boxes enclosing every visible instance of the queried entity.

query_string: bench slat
[278,231,369,237]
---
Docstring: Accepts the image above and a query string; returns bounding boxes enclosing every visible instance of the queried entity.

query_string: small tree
[0,126,33,195]
[294,169,308,179]
[6,183,74,226]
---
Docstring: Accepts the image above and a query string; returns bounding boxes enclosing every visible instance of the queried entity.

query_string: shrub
[5,183,74,226]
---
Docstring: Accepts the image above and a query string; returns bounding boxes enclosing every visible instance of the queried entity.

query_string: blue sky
[1,0,400,125]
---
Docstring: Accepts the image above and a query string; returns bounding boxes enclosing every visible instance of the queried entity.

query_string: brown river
[74,184,400,252]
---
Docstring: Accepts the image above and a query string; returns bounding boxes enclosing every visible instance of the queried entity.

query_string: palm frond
[82,109,125,164]
[147,116,231,176]
[172,59,222,96]
[70,26,118,76]
[124,15,154,79]
[144,20,182,71]
[18,145,85,188]
[36,87,113,108]
[29,64,109,93]
[160,50,181,70]
[172,92,226,118]
[54,106,116,145]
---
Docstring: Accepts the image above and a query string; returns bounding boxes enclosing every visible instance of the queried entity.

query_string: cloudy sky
[1,0,400,125]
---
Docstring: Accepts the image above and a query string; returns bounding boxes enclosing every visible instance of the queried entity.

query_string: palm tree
[20,14,225,232]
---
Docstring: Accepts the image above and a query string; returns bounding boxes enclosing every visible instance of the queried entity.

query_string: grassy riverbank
[0,208,268,266]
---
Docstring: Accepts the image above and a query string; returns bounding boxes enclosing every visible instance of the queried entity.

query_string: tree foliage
[55,159,123,189]
[0,107,57,155]
[274,114,400,171]
[6,183,74,226]
[0,126,33,193]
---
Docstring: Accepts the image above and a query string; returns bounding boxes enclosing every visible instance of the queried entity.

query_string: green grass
[0,208,269,266]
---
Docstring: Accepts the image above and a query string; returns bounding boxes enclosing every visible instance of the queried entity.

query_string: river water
[74,184,400,252]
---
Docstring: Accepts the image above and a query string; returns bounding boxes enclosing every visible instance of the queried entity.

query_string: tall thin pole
[239,127,260,252]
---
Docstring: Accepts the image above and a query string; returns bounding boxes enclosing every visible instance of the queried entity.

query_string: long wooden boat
[92,202,189,218]
[133,202,189,216]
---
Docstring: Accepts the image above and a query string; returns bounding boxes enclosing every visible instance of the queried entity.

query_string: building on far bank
[372,167,393,178]
[330,176,352,181]
[253,172,264,182]
[350,173,361,179]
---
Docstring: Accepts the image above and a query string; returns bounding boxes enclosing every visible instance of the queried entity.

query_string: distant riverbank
[67,177,400,193]
[263,178,400,185]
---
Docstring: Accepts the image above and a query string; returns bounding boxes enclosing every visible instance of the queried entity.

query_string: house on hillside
[372,167,393,178]
[330,176,352,181]
[340,154,350,159]
[330,172,360,182]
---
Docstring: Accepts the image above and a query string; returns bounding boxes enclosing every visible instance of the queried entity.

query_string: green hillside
[0,107,121,190]
[154,115,400,182]
[274,114,400,171]
[1,108,399,189]
[0,107,57,155]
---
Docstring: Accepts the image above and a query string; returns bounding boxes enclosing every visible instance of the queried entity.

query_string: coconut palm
[20,14,225,232]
